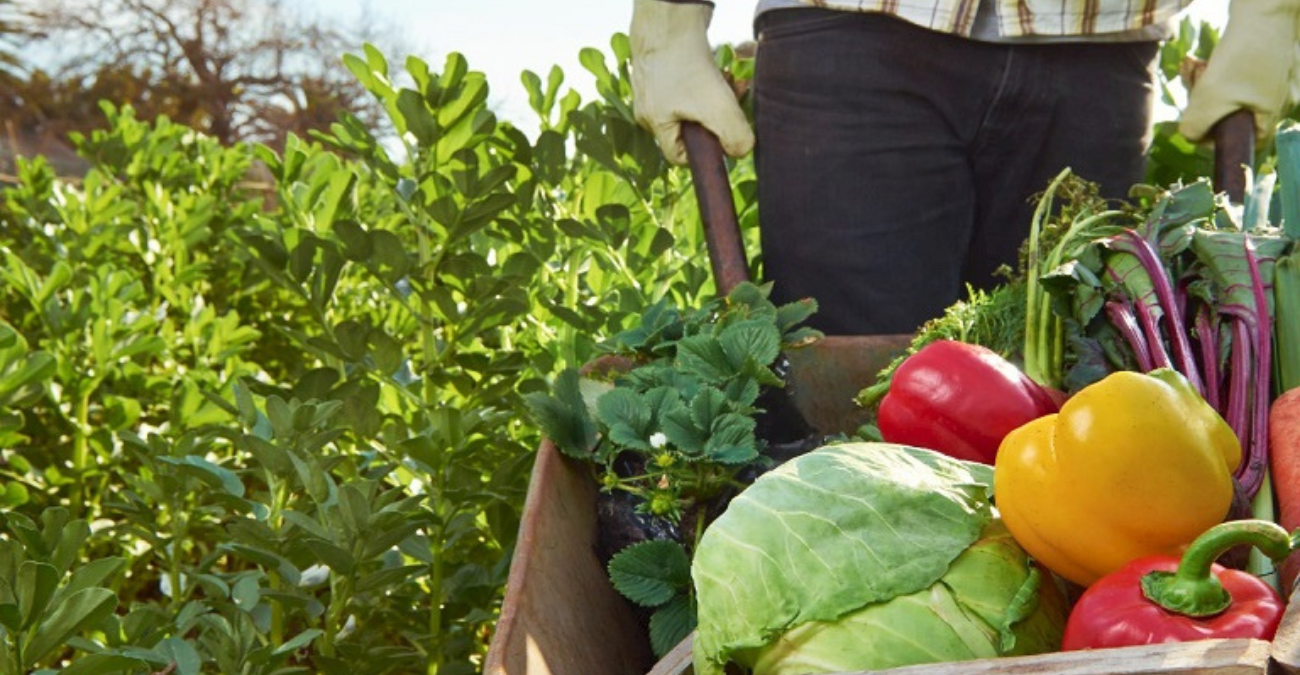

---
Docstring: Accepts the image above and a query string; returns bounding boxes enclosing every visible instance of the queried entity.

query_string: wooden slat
[1271,586,1300,674]
[846,640,1271,675]
[647,633,694,675]
[648,639,1272,675]
[482,438,654,675]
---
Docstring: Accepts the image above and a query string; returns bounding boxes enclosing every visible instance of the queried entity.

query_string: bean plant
[0,37,757,674]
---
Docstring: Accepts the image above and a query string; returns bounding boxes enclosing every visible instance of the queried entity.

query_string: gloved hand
[630,0,754,165]
[1180,0,1300,142]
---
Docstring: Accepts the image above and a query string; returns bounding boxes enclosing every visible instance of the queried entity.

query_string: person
[629,0,1300,336]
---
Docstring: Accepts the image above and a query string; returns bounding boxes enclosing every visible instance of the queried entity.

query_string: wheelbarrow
[483,111,1273,675]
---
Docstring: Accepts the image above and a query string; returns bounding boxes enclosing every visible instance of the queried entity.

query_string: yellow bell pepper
[994,369,1241,587]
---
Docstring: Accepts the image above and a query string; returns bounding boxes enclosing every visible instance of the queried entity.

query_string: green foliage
[607,540,694,657]
[528,282,819,522]
[0,35,747,674]
[525,281,819,657]
[1146,17,1220,187]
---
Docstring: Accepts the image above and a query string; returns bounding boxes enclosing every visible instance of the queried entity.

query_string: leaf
[607,540,691,608]
[222,545,301,587]
[0,482,28,509]
[649,594,696,658]
[18,561,58,630]
[50,557,126,610]
[704,414,758,464]
[521,69,544,114]
[57,653,154,675]
[272,628,323,657]
[243,437,293,475]
[691,444,995,674]
[24,587,118,666]
[290,451,335,506]
[1191,230,1289,315]
[157,456,245,497]
[533,132,569,185]
[368,328,404,375]
[281,510,332,540]
[233,380,259,428]
[355,564,424,593]
[397,89,436,145]
[660,404,707,455]
[721,320,782,370]
[159,636,203,675]
[333,220,372,262]
[523,369,599,458]
[231,575,261,612]
[596,388,654,451]
[0,350,55,408]
[342,53,376,90]
[338,483,372,534]
[675,335,734,382]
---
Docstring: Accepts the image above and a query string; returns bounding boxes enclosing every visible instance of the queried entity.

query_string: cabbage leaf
[692,443,996,675]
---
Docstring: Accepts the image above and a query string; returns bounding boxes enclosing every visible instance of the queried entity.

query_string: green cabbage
[692,442,1067,675]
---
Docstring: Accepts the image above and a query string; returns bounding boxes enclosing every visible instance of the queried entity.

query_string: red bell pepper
[1062,520,1293,650]
[876,340,1060,464]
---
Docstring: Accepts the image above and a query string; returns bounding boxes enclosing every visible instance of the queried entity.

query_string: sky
[296,0,758,128]
[300,1,1230,130]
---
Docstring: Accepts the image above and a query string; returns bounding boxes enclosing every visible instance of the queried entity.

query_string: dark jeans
[753,9,1158,336]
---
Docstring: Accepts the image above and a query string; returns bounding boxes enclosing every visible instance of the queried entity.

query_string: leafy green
[607,540,691,608]
[1020,172,1290,500]
[649,594,696,660]
[528,281,820,526]
[524,369,600,457]
[691,443,1065,675]
[525,281,820,656]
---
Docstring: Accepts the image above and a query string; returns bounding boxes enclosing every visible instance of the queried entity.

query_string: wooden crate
[482,334,1300,675]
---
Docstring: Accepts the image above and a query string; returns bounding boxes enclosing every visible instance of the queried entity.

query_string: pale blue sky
[297,0,758,127]
[295,1,1227,128]
[22,2,1230,128]
[298,1,1229,129]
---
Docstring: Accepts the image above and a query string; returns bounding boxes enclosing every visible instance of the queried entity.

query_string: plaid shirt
[759,0,1194,37]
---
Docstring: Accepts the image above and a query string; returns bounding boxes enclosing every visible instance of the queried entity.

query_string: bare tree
[0,0,30,83]
[23,0,404,147]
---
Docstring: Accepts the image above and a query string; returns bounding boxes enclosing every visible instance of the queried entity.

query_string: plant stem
[1024,170,1067,387]
[1141,520,1292,616]
[414,162,446,675]
[1273,254,1300,395]
[321,574,352,658]
[428,521,445,675]
[168,504,187,612]
[267,476,289,647]
[71,385,93,516]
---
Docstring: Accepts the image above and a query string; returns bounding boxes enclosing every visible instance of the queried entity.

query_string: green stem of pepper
[1140,520,1294,617]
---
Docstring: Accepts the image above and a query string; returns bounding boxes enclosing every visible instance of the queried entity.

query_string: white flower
[649,432,668,449]
[338,614,358,639]
[299,564,331,588]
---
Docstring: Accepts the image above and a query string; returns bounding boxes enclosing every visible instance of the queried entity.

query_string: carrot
[1269,387,1300,594]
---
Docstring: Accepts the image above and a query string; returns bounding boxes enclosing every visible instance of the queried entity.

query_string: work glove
[630,0,754,165]
[1180,0,1300,142]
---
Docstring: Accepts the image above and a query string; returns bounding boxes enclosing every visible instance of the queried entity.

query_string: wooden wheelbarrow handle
[1213,109,1256,204]
[681,121,751,295]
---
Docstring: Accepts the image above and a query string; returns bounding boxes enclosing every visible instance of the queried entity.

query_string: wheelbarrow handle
[1213,109,1256,205]
[681,121,752,295]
